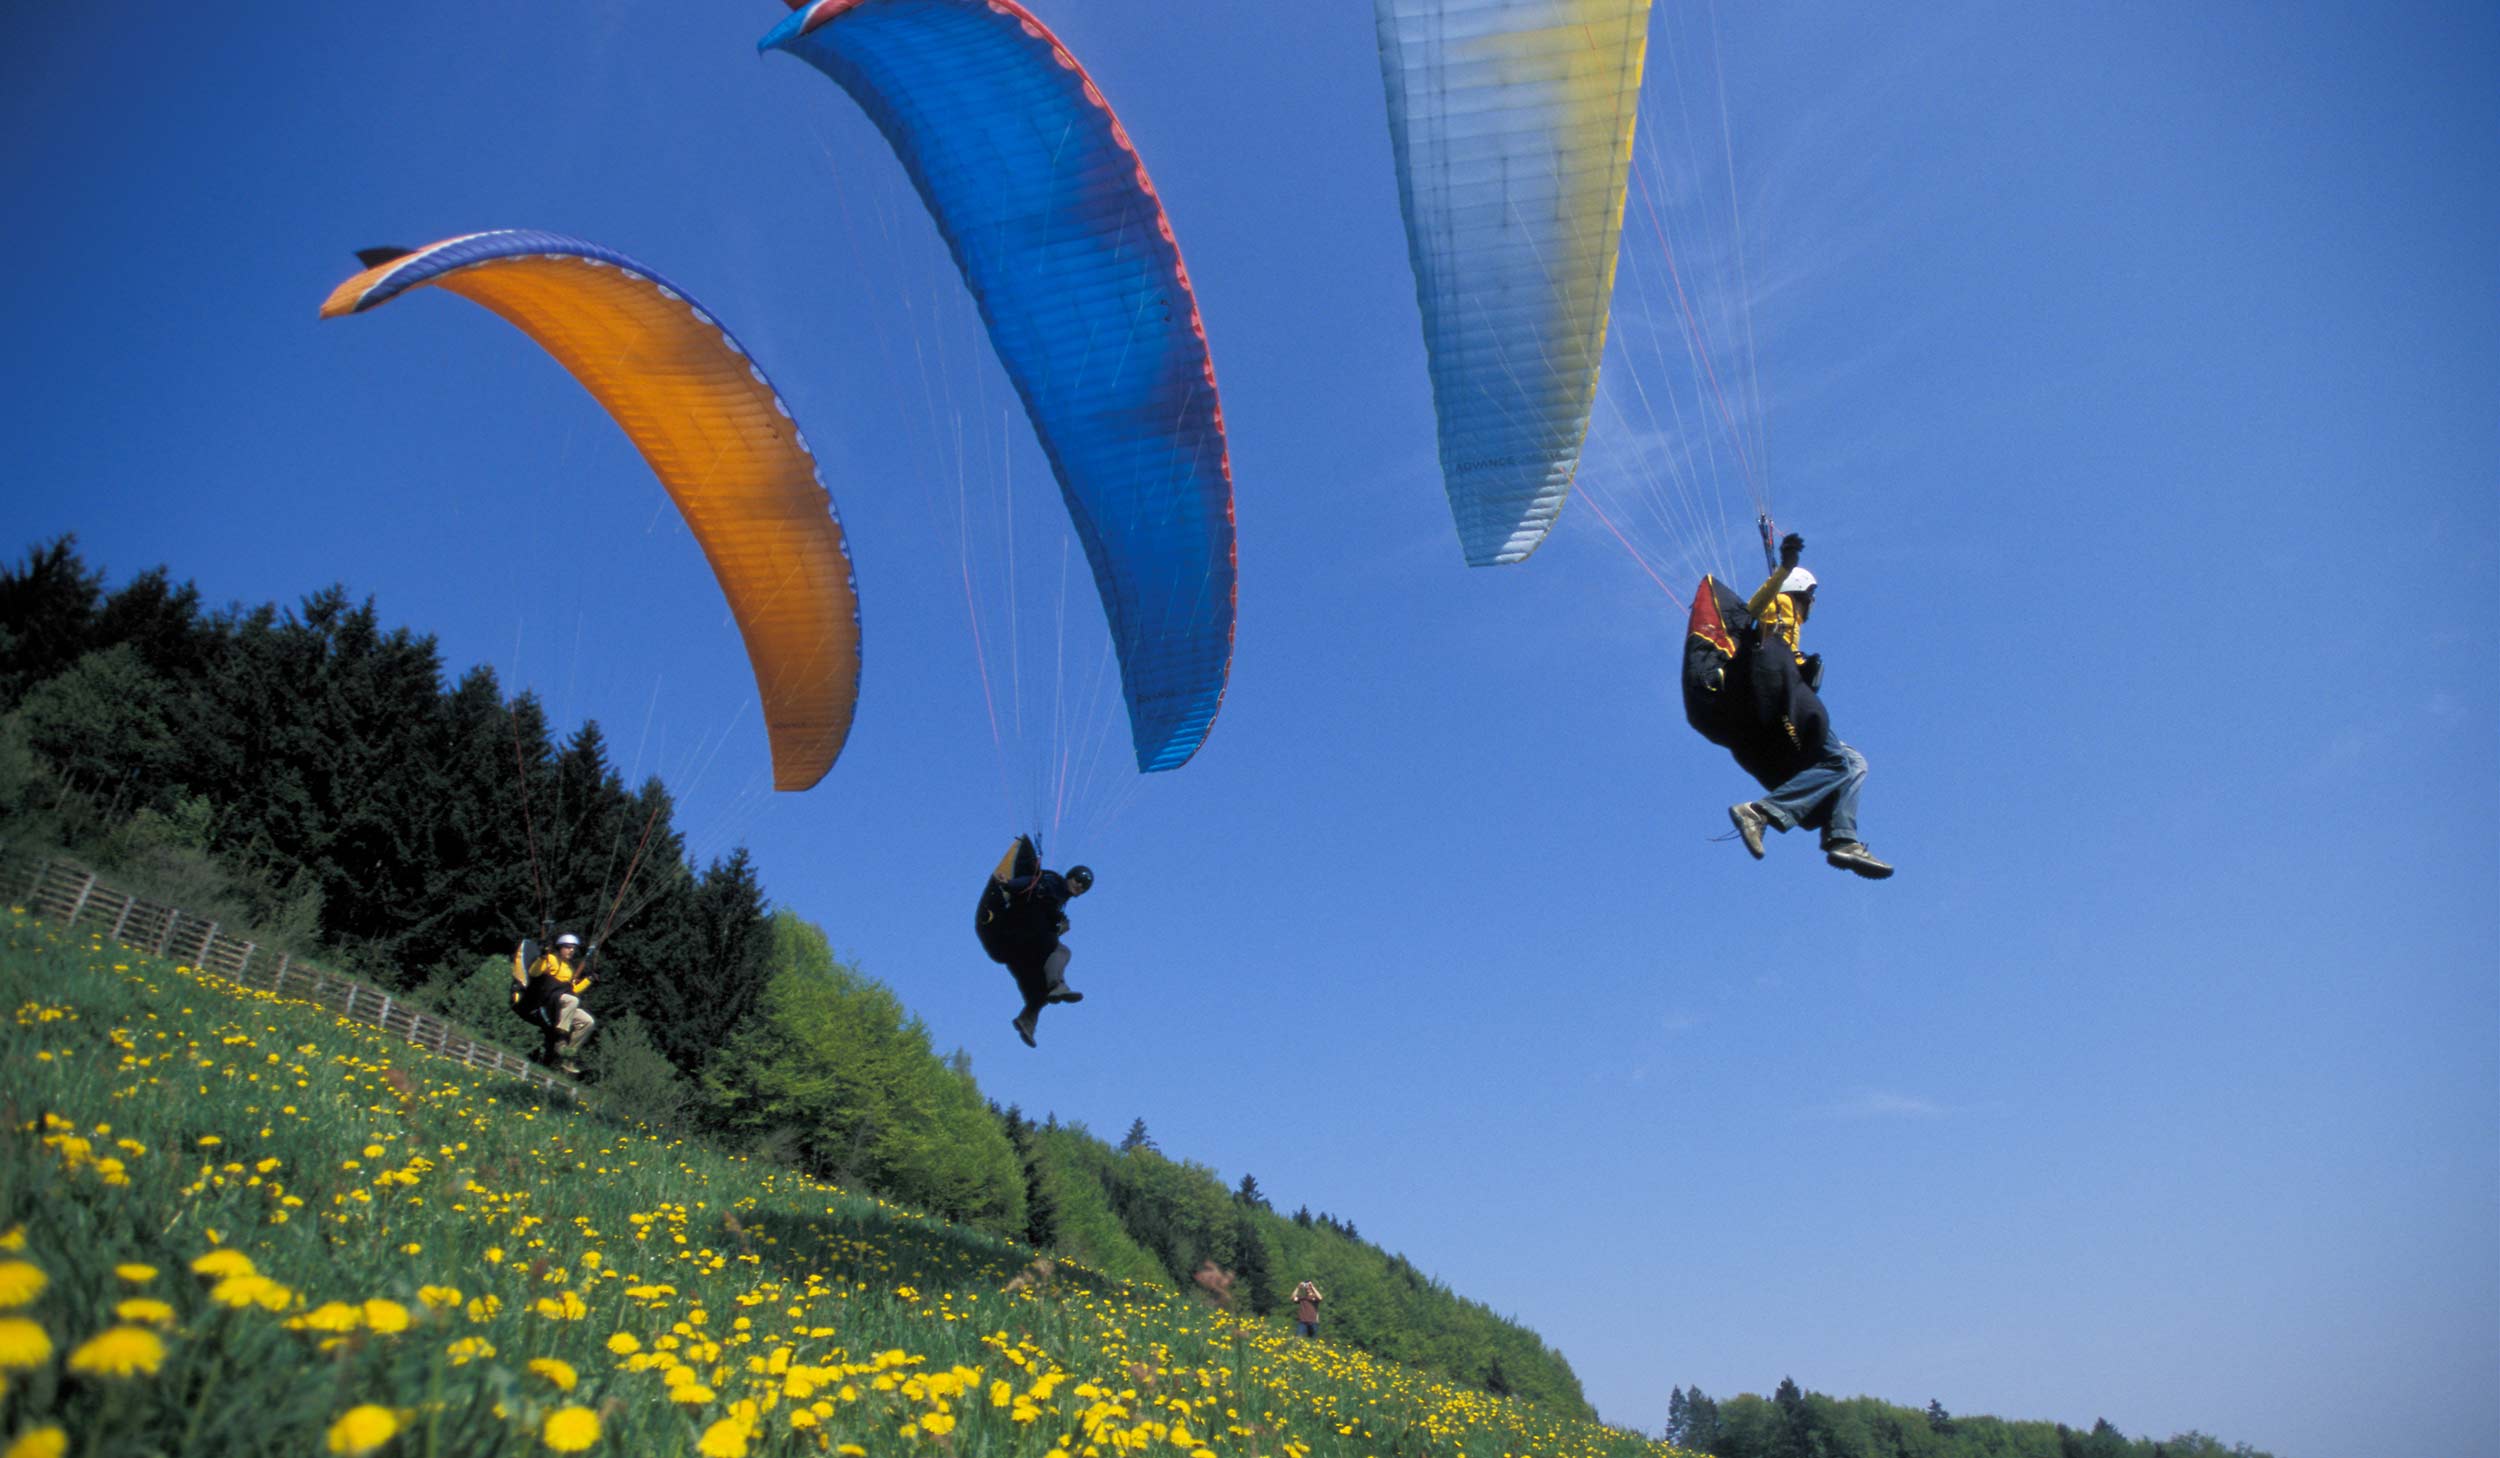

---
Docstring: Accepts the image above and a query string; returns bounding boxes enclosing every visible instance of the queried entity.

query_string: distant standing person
[1291,1280,1324,1339]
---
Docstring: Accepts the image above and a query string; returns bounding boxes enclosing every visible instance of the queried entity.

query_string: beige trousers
[555,994,596,1054]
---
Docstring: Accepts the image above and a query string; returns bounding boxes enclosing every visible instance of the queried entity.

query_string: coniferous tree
[1120,1118,1156,1153]
[995,1105,1060,1252]
[1235,1173,1268,1209]
[1231,1207,1276,1314]
[623,843,769,1078]
[0,536,105,705]
[1769,1377,1810,1458]
[1682,1388,1723,1455]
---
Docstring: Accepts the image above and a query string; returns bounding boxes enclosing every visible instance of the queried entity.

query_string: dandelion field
[0,907,1685,1458]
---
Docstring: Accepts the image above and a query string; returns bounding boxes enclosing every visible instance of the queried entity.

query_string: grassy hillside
[0,904,1683,1458]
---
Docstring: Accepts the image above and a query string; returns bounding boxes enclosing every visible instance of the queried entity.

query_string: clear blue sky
[6,5,2494,1454]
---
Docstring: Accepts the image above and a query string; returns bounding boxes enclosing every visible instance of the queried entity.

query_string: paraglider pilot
[511,932,600,1073]
[1727,535,1894,879]
[976,837,1092,1047]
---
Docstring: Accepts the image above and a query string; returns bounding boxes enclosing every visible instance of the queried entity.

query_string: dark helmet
[1065,865,1095,895]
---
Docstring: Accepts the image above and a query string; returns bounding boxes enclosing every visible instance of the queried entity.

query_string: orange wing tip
[319,265,394,318]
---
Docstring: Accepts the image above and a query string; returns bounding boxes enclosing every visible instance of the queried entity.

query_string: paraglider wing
[1375,0,1652,565]
[321,230,862,791]
[763,0,1235,774]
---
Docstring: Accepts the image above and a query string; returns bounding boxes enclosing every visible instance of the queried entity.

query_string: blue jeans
[1757,725,1867,846]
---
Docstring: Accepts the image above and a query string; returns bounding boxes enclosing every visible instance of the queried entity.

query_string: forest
[1666,1383,2279,1458]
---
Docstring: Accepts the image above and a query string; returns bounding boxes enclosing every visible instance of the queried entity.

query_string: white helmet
[554,933,582,949]
[1783,567,1817,594]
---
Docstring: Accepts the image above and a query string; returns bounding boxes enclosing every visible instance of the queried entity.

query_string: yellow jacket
[1746,566,1807,664]
[511,948,592,998]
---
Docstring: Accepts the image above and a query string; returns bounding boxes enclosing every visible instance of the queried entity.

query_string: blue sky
[6,4,2495,1454]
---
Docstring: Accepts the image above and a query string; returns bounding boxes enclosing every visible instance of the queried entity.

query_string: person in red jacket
[1291,1280,1324,1340]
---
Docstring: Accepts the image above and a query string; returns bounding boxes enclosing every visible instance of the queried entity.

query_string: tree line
[0,535,1589,1413]
[1666,1380,2280,1458]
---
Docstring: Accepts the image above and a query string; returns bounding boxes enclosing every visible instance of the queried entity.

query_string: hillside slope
[0,905,1681,1458]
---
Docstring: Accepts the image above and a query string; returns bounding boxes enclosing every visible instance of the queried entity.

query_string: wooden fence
[4,851,578,1101]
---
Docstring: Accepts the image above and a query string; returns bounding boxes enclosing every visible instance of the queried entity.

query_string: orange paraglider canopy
[324,231,861,791]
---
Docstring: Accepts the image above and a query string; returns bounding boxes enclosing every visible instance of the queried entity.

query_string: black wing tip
[353,246,415,270]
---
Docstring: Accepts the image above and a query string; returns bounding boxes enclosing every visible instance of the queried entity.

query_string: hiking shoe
[1728,802,1769,859]
[1824,841,1895,880]
[1046,986,1084,1004]
[1012,1014,1037,1048]
[560,1062,583,1076]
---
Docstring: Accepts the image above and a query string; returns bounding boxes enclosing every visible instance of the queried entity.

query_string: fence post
[108,895,134,943]
[235,942,255,983]
[376,994,392,1029]
[65,873,98,927]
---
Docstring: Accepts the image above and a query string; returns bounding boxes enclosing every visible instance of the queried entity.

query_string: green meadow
[0,905,1682,1458]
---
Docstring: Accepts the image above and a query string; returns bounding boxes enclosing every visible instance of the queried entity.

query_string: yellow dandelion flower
[0,1229,21,1253]
[464,1295,501,1323]
[921,1411,957,1436]
[114,1264,157,1285]
[527,1358,578,1392]
[113,1299,175,1326]
[189,1250,254,1281]
[533,1292,587,1322]
[3,1425,67,1458]
[0,1266,45,1310]
[670,1383,717,1406]
[695,1419,750,1458]
[0,1320,51,1371]
[66,1326,166,1378]
[208,1274,274,1310]
[541,1406,601,1453]
[417,1286,461,1310]
[790,1410,818,1430]
[361,1145,385,1159]
[446,1337,495,1366]
[605,1332,640,1356]
[292,1303,361,1333]
[991,1379,1014,1408]
[324,1404,399,1456]
[361,1300,411,1335]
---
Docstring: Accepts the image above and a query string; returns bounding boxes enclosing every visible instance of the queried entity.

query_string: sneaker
[560,1062,583,1076]
[1046,986,1084,1005]
[1012,1014,1037,1048]
[1824,841,1895,880]
[1728,803,1769,859]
